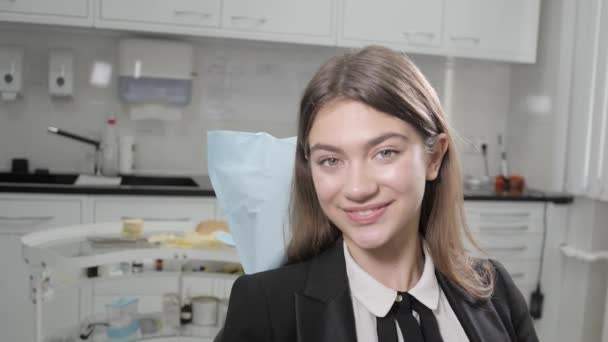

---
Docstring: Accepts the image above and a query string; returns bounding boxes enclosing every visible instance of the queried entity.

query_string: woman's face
[308,99,446,252]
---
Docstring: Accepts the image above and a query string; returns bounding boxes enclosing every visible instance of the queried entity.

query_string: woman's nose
[343,165,379,202]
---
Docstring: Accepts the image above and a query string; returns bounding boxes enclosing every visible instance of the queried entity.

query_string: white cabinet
[92,196,217,223]
[0,0,92,27]
[565,0,608,202]
[443,0,541,63]
[222,0,335,43]
[341,0,443,48]
[96,0,221,31]
[339,0,540,63]
[465,201,545,303]
[0,195,83,342]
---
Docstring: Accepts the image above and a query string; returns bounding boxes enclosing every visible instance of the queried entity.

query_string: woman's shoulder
[232,259,313,295]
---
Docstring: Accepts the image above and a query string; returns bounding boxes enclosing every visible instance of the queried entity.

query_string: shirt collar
[343,239,440,318]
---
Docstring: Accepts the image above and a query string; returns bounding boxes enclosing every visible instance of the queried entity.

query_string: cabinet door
[0,197,82,342]
[98,0,220,28]
[0,0,91,26]
[565,0,608,201]
[222,0,333,37]
[342,0,443,47]
[93,196,217,223]
[444,0,540,62]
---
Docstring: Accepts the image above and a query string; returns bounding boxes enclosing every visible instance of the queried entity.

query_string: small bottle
[101,113,119,176]
[180,291,193,325]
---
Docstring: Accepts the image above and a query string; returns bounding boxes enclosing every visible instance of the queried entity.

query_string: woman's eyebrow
[365,132,409,149]
[308,132,408,155]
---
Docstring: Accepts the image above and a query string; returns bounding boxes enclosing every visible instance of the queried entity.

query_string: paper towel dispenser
[118,38,194,106]
[0,46,24,101]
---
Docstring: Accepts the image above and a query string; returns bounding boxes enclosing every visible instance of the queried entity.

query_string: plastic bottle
[101,113,119,176]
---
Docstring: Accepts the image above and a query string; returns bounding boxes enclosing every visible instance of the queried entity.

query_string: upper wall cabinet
[221,0,335,45]
[444,0,541,63]
[339,0,541,63]
[96,0,221,32]
[0,0,92,26]
[341,0,443,48]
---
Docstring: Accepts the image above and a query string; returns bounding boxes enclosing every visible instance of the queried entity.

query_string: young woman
[215,46,538,342]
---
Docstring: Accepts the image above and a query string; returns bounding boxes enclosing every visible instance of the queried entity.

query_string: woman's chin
[346,230,391,252]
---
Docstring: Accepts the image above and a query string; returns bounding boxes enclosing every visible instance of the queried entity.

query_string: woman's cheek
[312,171,341,203]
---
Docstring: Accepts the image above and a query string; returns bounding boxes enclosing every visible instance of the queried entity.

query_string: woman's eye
[318,157,340,167]
[376,149,399,160]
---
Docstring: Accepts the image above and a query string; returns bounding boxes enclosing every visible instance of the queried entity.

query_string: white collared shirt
[344,240,470,342]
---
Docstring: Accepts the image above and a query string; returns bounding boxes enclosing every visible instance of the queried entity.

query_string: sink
[0,173,198,187]
[0,172,78,185]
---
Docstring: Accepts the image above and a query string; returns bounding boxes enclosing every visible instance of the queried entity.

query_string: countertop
[0,176,574,203]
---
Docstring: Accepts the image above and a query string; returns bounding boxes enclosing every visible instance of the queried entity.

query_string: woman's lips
[344,203,389,225]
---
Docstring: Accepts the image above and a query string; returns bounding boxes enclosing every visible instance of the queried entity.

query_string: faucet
[47,126,103,175]
[79,321,109,340]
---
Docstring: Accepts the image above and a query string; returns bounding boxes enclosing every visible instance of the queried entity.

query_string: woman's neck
[345,230,424,292]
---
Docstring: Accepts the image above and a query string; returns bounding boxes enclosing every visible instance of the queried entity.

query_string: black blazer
[215,241,539,342]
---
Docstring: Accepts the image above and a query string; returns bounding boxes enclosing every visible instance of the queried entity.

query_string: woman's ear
[426,133,449,181]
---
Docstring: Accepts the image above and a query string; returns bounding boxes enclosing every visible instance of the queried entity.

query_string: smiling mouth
[343,202,391,224]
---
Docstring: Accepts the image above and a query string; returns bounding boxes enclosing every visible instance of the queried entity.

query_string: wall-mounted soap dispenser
[49,49,74,98]
[0,46,24,102]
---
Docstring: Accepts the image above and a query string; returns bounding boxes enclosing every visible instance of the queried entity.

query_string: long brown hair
[288,45,494,299]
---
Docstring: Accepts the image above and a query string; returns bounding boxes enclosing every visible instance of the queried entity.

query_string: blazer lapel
[436,271,511,342]
[295,241,358,342]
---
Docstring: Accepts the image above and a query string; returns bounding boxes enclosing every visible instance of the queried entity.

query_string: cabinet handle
[174,11,212,19]
[484,245,528,253]
[402,31,435,38]
[0,216,54,222]
[509,272,526,279]
[479,225,529,232]
[479,212,531,219]
[120,216,191,222]
[450,36,481,44]
[230,16,268,25]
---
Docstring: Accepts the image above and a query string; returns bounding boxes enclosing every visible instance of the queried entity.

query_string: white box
[49,49,74,97]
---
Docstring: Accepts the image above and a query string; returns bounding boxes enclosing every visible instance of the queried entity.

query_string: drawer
[0,0,88,18]
[100,0,220,28]
[465,202,544,234]
[499,260,541,286]
[467,233,543,260]
[93,197,216,223]
[0,198,82,235]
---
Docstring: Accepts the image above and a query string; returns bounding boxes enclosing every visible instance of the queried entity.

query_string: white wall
[0,26,512,179]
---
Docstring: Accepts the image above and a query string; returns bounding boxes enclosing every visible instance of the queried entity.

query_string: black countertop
[464,188,573,204]
[0,176,215,197]
[0,175,574,203]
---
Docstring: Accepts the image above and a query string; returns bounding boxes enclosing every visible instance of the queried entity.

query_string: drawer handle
[230,15,268,25]
[510,272,526,279]
[174,11,212,19]
[479,212,531,219]
[0,216,54,222]
[450,36,481,44]
[485,245,528,253]
[479,225,529,232]
[403,31,435,38]
[120,216,191,222]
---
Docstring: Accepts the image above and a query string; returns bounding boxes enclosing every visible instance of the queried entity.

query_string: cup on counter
[119,135,135,175]
[191,296,219,326]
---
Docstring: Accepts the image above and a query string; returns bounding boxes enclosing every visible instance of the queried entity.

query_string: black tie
[376,292,444,342]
